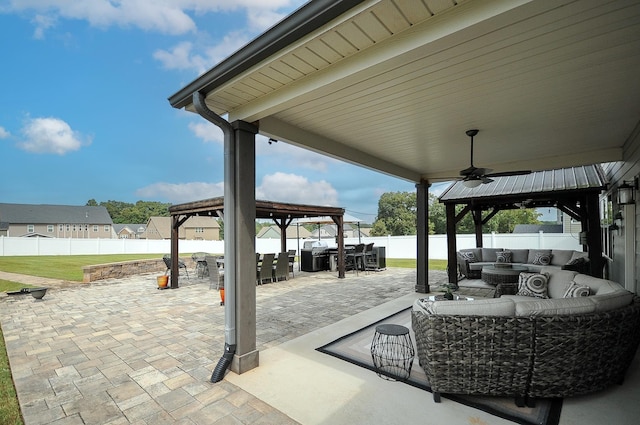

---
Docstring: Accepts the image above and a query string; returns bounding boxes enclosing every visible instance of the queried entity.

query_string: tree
[371,191,542,235]
[86,199,171,224]
[370,192,416,236]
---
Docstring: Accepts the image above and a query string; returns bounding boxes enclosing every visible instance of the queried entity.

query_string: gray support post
[415,180,430,293]
[230,120,259,374]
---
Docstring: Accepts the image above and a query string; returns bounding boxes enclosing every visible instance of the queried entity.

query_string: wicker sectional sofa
[457,247,590,279]
[411,267,640,404]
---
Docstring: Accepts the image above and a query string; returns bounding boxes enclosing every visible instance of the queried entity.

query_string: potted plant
[218,279,224,306]
[442,283,455,300]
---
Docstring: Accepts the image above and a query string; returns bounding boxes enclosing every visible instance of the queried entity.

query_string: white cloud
[154,32,251,74]
[136,181,225,203]
[7,0,304,38]
[18,117,91,155]
[256,172,338,206]
[0,126,10,139]
[247,8,288,32]
[188,121,223,144]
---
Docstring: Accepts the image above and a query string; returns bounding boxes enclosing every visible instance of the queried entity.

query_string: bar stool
[370,324,415,381]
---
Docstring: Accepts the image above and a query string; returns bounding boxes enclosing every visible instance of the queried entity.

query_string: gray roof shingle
[0,203,113,224]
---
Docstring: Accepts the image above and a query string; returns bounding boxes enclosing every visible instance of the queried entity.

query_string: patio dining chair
[205,255,224,290]
[272,252,289,282]
[192,252,208,278]
[288,249,296,277]
[163,254,189,279]
[257,253,275,284]
[364,243,375,270]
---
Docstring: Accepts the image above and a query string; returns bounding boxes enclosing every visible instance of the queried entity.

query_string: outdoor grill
[301,240,330,272]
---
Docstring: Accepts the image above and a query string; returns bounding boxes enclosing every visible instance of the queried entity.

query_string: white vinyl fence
[0,232,583,259]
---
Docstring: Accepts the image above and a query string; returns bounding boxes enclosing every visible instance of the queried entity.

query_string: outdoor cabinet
[372,246,386,269]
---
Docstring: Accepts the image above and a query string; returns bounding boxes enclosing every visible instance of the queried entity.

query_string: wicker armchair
[412,297,640,404]
[528,296,640,399]
[411,311,534,404]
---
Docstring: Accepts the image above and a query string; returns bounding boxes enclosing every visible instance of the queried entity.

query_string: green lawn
[0,254,164,282]
[0,255,446,283]
[0,327,22,425]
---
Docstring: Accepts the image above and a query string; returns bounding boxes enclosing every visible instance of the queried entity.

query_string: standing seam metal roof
[438,165,607,202]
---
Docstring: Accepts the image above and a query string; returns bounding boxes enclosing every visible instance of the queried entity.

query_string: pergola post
[170,215,180,289]
[446,203,458,286]
[415,180,430,293]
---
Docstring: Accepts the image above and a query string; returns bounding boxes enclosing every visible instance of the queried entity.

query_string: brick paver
[1,267,460,424]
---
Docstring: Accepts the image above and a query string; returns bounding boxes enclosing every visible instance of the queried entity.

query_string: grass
[386,258,447,271]
[0,255,446,283]
[0,254,163,282]
[0,325,22,425]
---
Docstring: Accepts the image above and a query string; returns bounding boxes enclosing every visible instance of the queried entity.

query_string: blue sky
[0,0,452,224]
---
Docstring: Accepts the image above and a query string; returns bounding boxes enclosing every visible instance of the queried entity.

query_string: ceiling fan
[459,129,531,188]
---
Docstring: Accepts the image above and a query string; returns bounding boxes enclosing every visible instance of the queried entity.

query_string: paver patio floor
[0,267,449,424]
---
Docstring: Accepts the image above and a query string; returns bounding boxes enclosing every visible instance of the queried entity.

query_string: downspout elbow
[193,91,233,138]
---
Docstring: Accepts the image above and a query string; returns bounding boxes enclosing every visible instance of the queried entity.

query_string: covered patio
[167,0,640,378]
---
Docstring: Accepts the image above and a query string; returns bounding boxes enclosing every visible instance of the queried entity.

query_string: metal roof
[0,203,113,224]
[438,165,607,203]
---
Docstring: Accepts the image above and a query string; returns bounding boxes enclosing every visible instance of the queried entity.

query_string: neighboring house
[257,225,312,239]
[113,224,147,239]
[310,223,367,239]
[143,216,220,240]
[0,203,114,238]
[512,224,563,234]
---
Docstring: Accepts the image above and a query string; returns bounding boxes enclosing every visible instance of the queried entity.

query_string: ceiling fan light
[463,179,482,188]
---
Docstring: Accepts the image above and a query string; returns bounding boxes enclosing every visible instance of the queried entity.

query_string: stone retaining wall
[82,258,188,283]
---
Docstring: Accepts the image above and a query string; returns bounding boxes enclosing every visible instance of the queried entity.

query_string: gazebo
[167,196,350,289]
[439,165,608,283]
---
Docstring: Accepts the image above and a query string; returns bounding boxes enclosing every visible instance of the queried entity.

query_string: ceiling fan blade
[460,166,493,177]
[485,170,532,178]
[481,176,494,184]
[459,166,477,177]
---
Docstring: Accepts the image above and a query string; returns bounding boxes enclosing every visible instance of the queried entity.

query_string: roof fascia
[168,0,366,110]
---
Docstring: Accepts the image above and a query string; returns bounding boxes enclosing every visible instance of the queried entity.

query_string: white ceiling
[194,0,640,183]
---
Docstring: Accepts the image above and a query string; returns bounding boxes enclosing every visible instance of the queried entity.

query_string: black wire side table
[370,324,415,381]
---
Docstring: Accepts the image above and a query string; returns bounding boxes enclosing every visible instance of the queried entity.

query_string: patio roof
[169,0,640,182]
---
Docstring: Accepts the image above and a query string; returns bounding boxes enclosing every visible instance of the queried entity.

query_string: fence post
[538,230,544,248]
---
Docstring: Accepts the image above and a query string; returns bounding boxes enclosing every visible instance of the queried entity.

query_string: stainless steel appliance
[301,240,330,272]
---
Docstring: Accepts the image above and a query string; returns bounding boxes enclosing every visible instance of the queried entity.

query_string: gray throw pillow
[532,252,552,266]
[563,281,590,298]
[517,272,550,299]
[459,251,477,263]
[496,251,512,263]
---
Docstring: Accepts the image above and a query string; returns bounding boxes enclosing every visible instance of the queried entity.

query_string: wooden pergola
[439,166,608,284]
[167,197,346,288]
